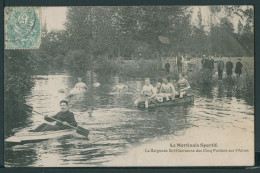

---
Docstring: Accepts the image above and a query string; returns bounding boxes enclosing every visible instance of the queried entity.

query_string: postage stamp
[5,7,41,49]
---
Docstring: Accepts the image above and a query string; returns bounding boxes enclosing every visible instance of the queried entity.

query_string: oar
[126,84,158,105]
[29,109,89,137]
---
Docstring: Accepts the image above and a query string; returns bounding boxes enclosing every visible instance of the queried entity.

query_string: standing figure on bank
[226,57,233,77]
[177,52,183,73]
[204,55,210,70]
[209,55,215,73]
[235,59,243,78]
[217,54,225,80]
[201,54,206,70]
[165,60,171,74]
[208,55,215,79]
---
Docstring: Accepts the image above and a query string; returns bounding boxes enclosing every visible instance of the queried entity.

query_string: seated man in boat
[157,77,176,101]
[74,77,88,90]
[32,100,77,132]
[112,76,128,93]
[155,81,162,94]
[134,78,157,107]
[67,77,88,97]
[154,80,164,103]
[176,73,191,97]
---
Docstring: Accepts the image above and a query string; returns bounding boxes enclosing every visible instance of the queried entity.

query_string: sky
[42,7,67,32]
[41,6,251,33]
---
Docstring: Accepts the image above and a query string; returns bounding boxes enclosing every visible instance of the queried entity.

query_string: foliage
[95,59,158,78]
[63,50,92,76]
[4,50,36,101]
[4,6,254,102]
[187,68,217,87]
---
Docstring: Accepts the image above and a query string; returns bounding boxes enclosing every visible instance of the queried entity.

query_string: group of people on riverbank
[201,55,243,80]
[165,54,244,80]
[164,53,186,74]
[134,74,190,108]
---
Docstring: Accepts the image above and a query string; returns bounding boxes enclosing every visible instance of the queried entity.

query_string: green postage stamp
[5,7,41,49]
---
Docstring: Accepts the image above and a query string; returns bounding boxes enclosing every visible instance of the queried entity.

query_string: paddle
[29,109,89,137]
[126,84,158,106]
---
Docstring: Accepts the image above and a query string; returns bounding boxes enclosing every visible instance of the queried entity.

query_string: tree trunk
[106,53,108,74]
[117,48,120,62]
[90,52,93,85]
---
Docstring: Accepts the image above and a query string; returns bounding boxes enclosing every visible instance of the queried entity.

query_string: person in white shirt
[67,78,88,97]
[74,78,88,90]
[134,78,156,107]
[158,77,176,101]
[176,73,190,97]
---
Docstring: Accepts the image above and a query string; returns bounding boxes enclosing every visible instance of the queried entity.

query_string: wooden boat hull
[69,88,87,96]
[137,95,194,108]
[5,129,75,143]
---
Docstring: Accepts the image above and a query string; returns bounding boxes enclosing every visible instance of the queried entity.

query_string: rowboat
[69,88,87,95]
[137,95,195,108]
[5,129,76,144]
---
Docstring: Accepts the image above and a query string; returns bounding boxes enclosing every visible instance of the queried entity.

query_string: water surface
[5,73,254,167]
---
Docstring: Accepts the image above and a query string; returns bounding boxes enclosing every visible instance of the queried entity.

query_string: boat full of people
[134,74,192,108]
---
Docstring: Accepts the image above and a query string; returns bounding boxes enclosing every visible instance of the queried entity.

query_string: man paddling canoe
[157,77,176,101]
[59,78,88,97]
[32,100,77,132]
[176,73,191,97]
[74,77,88,90]
[134,78,157,108]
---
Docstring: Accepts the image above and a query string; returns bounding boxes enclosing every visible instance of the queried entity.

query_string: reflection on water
[5,73,254,167]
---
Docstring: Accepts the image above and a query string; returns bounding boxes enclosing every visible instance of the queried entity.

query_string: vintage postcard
[4,6,254,167]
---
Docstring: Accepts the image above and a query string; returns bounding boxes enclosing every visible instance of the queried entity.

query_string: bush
[95,59,158,78]
[4,50,36,101]
[187,68,217,87]
[94,59,120,74]
[63,50,92,76]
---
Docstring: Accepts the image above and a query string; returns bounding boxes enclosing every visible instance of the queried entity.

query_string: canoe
[69,88,87,95]
[5,129,76,143]
[137,95,195,108]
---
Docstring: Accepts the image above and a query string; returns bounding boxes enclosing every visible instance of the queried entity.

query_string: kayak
[5,129,76,143]
[69,88,87,95]
[137,95,195,108]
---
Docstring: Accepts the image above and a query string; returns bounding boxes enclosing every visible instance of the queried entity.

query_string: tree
[237,20,244,36]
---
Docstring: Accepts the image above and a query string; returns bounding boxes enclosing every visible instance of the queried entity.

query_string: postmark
[5,7,41,49]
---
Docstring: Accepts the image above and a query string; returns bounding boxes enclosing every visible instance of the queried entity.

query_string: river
[5,73,254,167]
